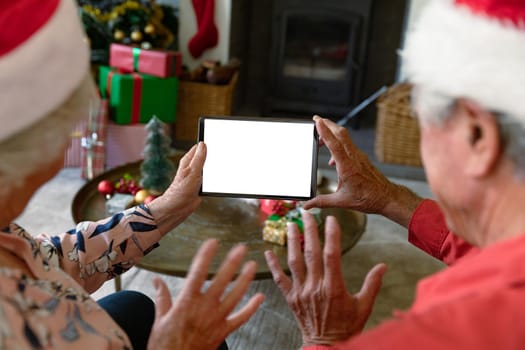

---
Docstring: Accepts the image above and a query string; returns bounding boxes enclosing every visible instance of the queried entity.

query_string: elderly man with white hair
[265,0,525,348]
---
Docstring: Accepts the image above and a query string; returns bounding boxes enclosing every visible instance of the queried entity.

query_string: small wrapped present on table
[260,199,297,216]
[261,199,322,246]
[109,44,182,78]
[261,199,304,246]
[262,215,289,246]
[99,66,178,125]
[106,193,135,216]
[262,211,305,246]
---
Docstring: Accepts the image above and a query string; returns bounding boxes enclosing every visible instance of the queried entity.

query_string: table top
[72,155,366,279]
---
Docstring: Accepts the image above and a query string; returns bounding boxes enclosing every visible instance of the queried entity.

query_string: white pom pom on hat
[0,0,90,143]
[402,0,525,119]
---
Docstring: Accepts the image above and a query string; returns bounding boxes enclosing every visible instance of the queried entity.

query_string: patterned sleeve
[37,204,162,293]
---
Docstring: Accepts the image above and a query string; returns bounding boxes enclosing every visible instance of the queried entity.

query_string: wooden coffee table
[72,154,366,288]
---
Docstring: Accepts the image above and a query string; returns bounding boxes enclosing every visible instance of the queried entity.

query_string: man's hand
[305,116,422,227]
[265,213,386,347]
[148,240,265,350]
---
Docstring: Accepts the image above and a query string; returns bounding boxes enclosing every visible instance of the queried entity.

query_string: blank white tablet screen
[201,118,316,198]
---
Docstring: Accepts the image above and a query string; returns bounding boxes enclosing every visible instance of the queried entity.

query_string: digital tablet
[198,116,318,200]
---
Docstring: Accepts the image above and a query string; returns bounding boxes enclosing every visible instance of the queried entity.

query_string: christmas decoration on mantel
[77,0,179,64]
[188,0,219,58]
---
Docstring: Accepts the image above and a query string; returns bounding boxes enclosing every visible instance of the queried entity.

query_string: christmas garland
[79,0,178,63]
[81,1,146,22]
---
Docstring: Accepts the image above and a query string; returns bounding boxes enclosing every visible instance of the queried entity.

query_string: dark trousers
[98,291,228,350]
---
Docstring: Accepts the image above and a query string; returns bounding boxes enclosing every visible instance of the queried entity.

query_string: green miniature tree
[140,116,175,194]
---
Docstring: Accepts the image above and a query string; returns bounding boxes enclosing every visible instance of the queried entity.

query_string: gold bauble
[114,30,125,41]
[144,23,155,35]
[131,30,143,42]
[134,189,150,204]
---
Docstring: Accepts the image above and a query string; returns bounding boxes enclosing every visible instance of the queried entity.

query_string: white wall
[178,0,231,69]
[156,0,179,6]
[406,0,431,31]
[398,0,432,80]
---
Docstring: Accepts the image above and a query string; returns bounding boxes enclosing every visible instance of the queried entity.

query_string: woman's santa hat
[0,0,89,142]
[403,0,525,119]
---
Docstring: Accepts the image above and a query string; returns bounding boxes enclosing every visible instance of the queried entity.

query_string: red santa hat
[0,0,90,142]
[402,0,525,119]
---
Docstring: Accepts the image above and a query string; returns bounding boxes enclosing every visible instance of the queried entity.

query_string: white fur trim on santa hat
[402,0,525,120]
[0,0,89,143]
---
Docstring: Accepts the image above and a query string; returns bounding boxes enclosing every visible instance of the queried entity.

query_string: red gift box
[99,66,178,125]
[260,199,297,216]
[109,43,182,78]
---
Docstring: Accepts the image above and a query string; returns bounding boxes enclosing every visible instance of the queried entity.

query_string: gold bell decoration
[131,30,143,42]
[80,0,176,53]
[114,29,125,41]
[144,23,155,35]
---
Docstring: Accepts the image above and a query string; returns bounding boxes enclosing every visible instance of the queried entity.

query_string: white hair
[0,75,97,194]
[413,86,525,175]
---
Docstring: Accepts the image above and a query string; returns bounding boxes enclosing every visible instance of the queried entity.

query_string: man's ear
[457,99,502,177]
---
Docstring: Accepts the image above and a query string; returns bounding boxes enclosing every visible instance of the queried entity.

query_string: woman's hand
[265,213,386,347]
[147,239,265,350]
[148,142,207,234]
[305,116,422,227]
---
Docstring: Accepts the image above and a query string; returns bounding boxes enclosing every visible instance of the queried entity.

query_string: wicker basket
[174,72,239,142]
[374,83,422,167]
[375,83,422,166]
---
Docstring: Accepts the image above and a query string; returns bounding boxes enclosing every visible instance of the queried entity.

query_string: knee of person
[120,290,154,311]
[102,290,155,321]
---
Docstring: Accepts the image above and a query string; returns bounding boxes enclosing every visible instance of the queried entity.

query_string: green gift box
[99,66,178,125]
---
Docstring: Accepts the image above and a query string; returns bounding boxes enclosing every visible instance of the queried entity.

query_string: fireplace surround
[266,0,373,116]
[229,0,409,122]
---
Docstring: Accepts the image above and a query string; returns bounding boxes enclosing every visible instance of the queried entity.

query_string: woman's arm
[38,143,207,293]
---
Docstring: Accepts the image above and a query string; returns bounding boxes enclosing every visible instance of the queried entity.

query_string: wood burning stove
[266,0,373,117]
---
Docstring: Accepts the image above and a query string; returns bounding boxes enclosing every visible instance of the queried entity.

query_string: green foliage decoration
[77,0,179,64]
[140,116,175,194]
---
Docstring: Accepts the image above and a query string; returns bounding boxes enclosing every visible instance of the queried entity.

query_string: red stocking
[188,0,219,58]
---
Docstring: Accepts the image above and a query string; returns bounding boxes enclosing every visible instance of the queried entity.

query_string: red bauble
[97,180,115,196]
[144,195,156,205]
[260,199,297,216]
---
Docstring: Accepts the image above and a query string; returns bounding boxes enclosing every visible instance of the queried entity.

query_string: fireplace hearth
[266,0,373,116]
[229,0,409,122]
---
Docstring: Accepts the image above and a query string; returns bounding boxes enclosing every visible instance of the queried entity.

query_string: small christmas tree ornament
[144,23,155,35]
[134,189,150,203]
[114,29,125,41]
[131,29,143,42]
[140,116,175,195]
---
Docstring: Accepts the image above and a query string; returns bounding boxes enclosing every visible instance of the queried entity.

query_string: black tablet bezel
[197,116,319,200]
